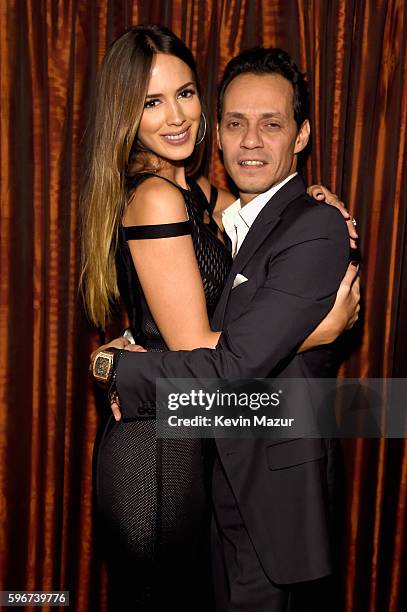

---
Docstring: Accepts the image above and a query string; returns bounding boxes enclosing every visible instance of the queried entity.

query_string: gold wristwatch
[92,347,121,386]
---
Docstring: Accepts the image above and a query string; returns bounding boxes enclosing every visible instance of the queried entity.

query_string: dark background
[0,1,406,610]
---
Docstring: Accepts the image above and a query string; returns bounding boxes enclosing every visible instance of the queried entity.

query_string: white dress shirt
[222,173,297,257]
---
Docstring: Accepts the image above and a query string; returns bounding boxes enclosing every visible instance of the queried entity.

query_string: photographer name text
[167,415,294,428]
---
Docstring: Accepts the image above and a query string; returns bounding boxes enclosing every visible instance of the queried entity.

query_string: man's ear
[216,123,222,150]
[294,119,310,154]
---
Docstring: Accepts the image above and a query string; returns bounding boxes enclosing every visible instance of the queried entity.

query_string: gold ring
[350,216,357,227]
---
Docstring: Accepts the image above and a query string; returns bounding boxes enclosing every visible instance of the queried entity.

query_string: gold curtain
[0,1,406,610]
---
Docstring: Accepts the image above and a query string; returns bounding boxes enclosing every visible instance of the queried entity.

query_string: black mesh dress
[95,173,232,611]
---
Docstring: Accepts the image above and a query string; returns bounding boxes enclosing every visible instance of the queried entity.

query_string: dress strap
[123,221,192,241]
[208,185,218,215]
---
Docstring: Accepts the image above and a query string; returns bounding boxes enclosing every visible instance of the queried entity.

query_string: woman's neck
[158,164,189,189]
[131,155,189,190]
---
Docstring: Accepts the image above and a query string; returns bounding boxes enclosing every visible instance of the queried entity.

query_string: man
[93,47,358,610]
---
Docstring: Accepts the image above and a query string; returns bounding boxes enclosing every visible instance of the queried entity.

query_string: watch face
[94,353,113,380]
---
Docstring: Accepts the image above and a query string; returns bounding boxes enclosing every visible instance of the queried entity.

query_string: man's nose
[241,124,263,148]
[166,100,185,126]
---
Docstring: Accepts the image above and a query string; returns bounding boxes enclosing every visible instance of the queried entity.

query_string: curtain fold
[1,1,406,610]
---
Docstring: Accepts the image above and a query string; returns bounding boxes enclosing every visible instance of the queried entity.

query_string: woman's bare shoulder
[123,176,188,226]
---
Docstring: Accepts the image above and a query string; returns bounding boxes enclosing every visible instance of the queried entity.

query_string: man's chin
[234,179,275,197]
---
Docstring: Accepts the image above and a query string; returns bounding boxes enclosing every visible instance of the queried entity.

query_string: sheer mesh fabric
[96,174,232,611]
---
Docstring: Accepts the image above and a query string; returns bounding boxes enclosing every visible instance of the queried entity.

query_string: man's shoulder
[282,193,348,236]
[285,191,342,218]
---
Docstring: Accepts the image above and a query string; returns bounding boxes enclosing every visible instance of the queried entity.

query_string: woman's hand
[299,262,360,351]
[307,184,358,249]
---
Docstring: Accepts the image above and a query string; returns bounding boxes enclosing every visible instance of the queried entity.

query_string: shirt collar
[222,172,298,229]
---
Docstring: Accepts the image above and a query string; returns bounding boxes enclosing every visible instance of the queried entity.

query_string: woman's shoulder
[123,175,188,227]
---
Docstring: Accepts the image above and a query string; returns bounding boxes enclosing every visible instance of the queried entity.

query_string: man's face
[218,73,310,204]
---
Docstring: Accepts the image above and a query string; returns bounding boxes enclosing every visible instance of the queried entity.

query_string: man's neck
[239,172,298,207]
[240,192,259,207]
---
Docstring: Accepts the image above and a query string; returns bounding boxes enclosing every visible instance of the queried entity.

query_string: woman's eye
[227,121,241,128]
[178,88,196,99]
[144,98,160,109]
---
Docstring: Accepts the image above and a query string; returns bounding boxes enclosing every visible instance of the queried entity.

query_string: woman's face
[138,53,202,163]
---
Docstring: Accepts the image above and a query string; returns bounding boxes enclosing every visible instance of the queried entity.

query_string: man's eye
[227,121,241,128]
[265,122,280,129]
[144,99,160,108]
[179,88,196,99]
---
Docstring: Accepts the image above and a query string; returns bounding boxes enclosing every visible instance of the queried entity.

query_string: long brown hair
[80,25,207,329]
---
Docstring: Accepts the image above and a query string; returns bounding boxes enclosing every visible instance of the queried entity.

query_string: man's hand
[90,337,130,421]
[299,261,360,351]
[124,344,148,353]
[90,339,148,422]
[90,336,130,371]
[110,343,148,421]
[307,184,358,249]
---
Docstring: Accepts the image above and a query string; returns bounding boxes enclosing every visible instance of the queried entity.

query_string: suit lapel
[213,175,306,328]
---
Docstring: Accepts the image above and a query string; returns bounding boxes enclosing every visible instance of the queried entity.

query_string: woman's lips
[161,126,191,146]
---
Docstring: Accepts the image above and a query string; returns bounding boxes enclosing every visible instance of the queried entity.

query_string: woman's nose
[166,101,185,126]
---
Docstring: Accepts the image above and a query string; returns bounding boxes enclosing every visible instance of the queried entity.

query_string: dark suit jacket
[116,175,350,585]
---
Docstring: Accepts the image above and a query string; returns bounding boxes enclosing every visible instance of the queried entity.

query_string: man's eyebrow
[260,112,284,119]
[145,81,195,99]
[223,111,284,119]
[223,112,246,119]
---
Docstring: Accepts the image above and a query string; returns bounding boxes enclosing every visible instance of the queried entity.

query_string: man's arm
[117,206,349,419]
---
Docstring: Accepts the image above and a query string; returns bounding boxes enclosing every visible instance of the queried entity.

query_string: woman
[81,25,358,611]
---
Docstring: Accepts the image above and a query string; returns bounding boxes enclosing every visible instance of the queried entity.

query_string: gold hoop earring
[196,112,207,145]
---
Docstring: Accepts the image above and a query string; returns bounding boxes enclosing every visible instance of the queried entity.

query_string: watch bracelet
[108,349,124,402]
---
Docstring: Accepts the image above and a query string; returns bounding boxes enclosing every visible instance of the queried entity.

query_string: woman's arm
[299,261,360,351]
[123,177,220,350]
[113,261,360,357]
[197,176,358,248]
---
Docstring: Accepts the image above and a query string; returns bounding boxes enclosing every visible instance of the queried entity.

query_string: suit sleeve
[117,206,349,419]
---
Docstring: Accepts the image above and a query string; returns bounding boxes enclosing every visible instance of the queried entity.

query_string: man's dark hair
[217,47,309,129]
